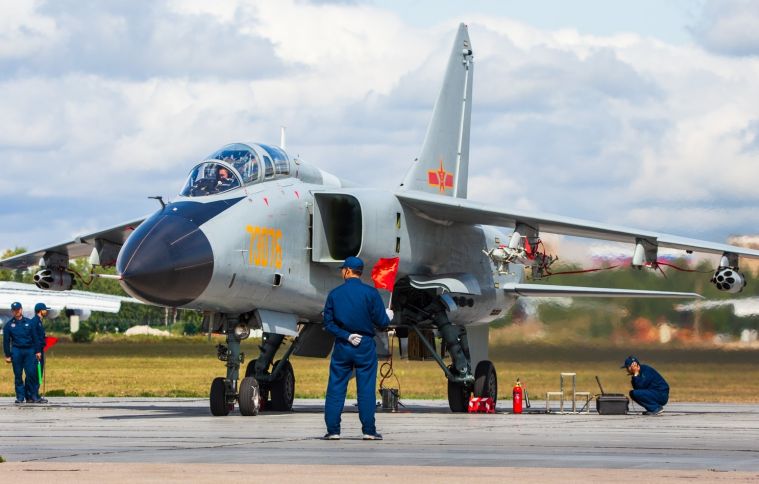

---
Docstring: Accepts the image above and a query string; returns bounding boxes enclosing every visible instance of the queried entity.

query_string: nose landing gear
[206,315,298,416]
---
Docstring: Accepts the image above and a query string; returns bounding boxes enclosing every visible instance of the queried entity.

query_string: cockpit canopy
[180,143,291,197]
[180,162,241,197]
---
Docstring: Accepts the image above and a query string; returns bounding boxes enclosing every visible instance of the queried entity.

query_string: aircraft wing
[396,191,759,258]
[0,217,146,270]
[0,281,141,317]
[504,283,702,299]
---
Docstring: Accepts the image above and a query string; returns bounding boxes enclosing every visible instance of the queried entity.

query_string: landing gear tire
[447,366,471,413]
[209,377,230,416]
[473,360,498,405]
[244,360,271,408]
[239,376,261,416]
[269,359,295,411]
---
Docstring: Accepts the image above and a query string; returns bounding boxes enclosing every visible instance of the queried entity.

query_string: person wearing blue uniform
[322,256,391,440]
[622,356,669,416]
[25,303,50,403]
[3,302,42,404]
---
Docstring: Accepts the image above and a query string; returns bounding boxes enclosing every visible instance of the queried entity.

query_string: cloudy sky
[3,0,759,256]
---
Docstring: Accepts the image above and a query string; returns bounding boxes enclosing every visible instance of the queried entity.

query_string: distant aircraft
[3,24,758,416]
[0,281,137,330]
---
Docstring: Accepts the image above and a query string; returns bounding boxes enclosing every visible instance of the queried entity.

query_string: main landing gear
[208,315,297,416]
[396,292,498,413]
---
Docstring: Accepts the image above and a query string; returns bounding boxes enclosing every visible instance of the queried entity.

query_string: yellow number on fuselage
[246,225,282,269]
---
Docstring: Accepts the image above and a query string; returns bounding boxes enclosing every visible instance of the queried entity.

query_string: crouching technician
[622,355,669,416]
[322,256,390,441]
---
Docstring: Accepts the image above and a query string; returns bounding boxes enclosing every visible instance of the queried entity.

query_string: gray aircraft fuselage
[116,149,517,327]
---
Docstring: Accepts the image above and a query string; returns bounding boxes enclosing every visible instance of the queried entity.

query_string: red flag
[371,257,400,292]
[44,336,59,352]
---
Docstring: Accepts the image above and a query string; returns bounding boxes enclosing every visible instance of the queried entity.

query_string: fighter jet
[3,24,759,415]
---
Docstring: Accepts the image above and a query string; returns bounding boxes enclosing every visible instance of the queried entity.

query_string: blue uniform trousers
[11,347,39,402]
[325,338,378,435]
[25,354,43,401]
[630,389,668,412]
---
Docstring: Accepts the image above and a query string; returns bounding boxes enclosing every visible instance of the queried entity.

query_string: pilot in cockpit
[215,166,236,192]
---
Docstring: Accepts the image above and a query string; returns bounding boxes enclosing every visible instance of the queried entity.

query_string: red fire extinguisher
[513,379,523,414]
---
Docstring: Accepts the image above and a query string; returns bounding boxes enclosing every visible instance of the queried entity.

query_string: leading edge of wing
[0,281,142,312]
[0,216,147,270]
[395,191,759,259]
[506,283,702,299]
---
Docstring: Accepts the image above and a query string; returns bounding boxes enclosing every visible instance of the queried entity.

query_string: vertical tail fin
[400,23,473,199]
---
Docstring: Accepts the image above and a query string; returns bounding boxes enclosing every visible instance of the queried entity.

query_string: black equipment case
[594,376,629,415]
[595,395,629,415]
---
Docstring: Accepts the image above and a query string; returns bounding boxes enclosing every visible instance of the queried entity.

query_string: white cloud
[0,0,59,59]
[0,1,286,80]
[2,0,759,255]
[689,0,759,57]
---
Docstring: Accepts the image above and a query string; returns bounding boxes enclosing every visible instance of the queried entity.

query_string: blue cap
[10,301,22,311]
[35,303,51,313]
[339,256,364,271]
[621,356,639,368]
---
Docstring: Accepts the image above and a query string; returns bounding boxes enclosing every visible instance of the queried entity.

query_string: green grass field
[3,337,758,402]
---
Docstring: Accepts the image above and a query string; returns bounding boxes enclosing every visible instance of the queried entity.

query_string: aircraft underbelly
[400,213,514,324]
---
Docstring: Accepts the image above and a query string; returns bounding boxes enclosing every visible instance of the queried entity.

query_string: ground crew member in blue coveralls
[25,302,50,403]
[323,256,391,440]
[3,302,42,404]
[622,355,669,416]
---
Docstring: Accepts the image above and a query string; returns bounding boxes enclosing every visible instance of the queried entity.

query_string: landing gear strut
[207,315,298,416]
[209,317,244,416]
[244,332,297,412]
[399,292,498,413]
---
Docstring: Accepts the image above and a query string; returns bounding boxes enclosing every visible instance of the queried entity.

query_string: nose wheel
[209,377,232,416]
[239,376,261,416]
[208,321,300,416]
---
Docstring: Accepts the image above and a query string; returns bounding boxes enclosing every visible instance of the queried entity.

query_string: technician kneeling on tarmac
[323,256,391,441]
[622,356,669,415]
[3,302,43,404]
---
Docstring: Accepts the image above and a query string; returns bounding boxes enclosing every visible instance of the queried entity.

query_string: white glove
[385,309,394,320]
[348,334,363,346]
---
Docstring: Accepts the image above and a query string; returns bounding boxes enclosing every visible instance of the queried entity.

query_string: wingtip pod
[400,23,473,199]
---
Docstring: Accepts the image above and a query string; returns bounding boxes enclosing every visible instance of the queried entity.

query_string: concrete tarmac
[1,398,758,482]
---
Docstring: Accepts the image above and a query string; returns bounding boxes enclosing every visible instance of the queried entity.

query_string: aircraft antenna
[280,126,287,150]
[148,195,165,208]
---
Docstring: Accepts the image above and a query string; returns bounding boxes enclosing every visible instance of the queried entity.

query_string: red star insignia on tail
[427,159,454,193]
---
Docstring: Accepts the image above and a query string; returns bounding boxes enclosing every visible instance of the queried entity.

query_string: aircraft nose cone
[117,214,214,306]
